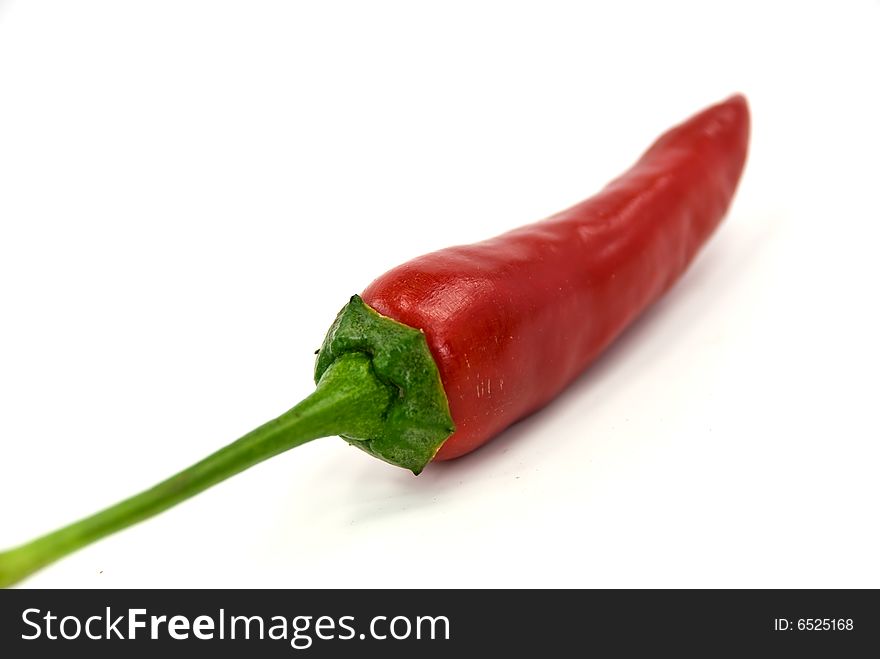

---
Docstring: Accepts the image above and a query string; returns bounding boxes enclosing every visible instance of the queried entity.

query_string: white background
[1,1,878,588]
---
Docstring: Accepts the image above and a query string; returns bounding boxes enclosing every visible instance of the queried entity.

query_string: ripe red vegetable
[0,95,750,587]
[365,94,750,459]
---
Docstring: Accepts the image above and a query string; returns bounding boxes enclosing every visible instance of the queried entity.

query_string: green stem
[0,352,393,588]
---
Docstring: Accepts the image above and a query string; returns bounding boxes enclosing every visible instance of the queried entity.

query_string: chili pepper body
[363,95,750,460]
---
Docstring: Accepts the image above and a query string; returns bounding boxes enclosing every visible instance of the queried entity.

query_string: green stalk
[0,352,393,588]
[0,295,455,588]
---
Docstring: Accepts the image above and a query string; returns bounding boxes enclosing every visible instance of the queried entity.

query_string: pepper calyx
[314,295,455,474]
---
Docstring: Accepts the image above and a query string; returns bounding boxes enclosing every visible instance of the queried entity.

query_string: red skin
[363,95,750,461]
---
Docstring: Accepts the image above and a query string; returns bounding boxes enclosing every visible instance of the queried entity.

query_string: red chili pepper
[364,94,750,460]
[0,96,750,586]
